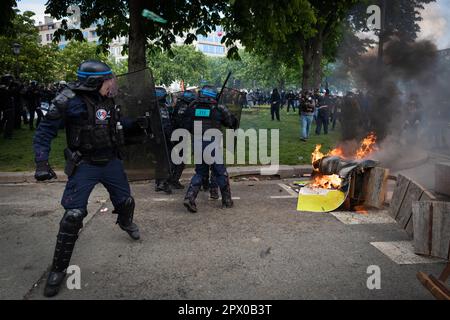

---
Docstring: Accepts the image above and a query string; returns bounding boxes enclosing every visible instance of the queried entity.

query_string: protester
[299,91,316,141]
[270,88,281,121]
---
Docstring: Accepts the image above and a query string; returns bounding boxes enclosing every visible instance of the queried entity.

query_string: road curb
[0,165,313,184]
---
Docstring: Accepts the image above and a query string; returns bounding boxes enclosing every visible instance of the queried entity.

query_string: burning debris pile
[297,133,388,213]
[310,133,378,190]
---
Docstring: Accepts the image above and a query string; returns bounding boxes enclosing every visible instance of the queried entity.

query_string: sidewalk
[0,165,313,184]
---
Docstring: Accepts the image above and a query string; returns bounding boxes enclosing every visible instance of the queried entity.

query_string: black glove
[35,160,57,181]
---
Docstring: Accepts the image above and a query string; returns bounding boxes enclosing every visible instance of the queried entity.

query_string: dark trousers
[61,158,131,210]
[0,108,15,138]
[191,163,228,190]
[287,100,295,112]
[28,104,43,128]
[315,110,329,135]
[271,104,280,121]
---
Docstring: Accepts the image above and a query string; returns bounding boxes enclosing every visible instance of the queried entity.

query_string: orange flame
[309,133,378,189]
[355,132,377,160]
[311,174,342,189]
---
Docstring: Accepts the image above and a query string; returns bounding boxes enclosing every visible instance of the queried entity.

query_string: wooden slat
[364,167,389,209]
[397,182,424,230]
[417,272,450,300]
[388,174,410,219]
[412,201,433,256]
[431,202,450,260]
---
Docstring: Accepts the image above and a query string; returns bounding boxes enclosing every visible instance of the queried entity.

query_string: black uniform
[184,86,238,213]
[25,81,43,129]
[154,87,174,194]
[0,75,16,139]
[169,90,196,188]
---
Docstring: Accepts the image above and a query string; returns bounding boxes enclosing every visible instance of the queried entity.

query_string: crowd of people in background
[0,74,67,139]
[1,74,449,152]
[242,85,449,150]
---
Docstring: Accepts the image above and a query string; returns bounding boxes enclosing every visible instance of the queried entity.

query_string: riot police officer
[154,86,173,194]
[33,60,140,297]
[25,80,43,130]
[0,74,15,139]
[183,85,238,213]
[169,90,196,188]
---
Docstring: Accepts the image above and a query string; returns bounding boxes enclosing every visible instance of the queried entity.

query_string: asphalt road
[0,178,446,300]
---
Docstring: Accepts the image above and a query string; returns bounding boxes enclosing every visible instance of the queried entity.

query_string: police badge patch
[96,109,108,121]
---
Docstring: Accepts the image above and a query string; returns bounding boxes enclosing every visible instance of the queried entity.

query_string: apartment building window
[198,44,224,55]
[46,33,53,41]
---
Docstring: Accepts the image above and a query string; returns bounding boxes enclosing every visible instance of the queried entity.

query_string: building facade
[36,17,127,62]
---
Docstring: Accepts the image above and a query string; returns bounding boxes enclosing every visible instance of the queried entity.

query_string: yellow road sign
[297,186,346,213]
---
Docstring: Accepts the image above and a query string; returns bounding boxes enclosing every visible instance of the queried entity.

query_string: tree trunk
[312,34,323,90]
[128,0,147,72]
[302,43,313,91]
[377,0,386,67]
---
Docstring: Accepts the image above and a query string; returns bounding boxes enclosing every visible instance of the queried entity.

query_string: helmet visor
[99,74,118,98]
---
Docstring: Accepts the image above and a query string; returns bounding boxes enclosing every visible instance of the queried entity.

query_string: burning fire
[310,133,378,189]
[311,174,342,189]
[355,132,377,160]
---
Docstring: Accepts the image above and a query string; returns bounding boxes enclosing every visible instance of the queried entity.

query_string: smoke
[353,38,438,139]
[332,33,450,188]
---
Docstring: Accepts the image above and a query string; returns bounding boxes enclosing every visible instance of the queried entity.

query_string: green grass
[0,124,66,171]
[238,105,341,165]
[0,108,341,171]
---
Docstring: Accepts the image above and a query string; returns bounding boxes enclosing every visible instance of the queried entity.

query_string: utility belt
[64,148,119,176]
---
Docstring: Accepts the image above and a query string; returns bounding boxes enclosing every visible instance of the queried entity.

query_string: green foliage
[0,0,17,33]
[223,0,362,88]
[205,50,302,90]
[148,45,208,86]
[54,41,109,81]
[350,0,436,42]
[0,10,60,82]
[45,0,227,68]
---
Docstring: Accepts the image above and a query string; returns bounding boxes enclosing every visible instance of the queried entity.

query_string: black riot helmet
[181,90,196,103]
[155,86,168,104]
[76,60,114,91]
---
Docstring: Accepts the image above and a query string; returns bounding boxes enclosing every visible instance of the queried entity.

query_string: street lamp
[12,42,21,55]
[12,43,21,78]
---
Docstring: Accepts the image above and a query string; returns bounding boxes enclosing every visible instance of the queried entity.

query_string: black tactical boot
[115,197,140,240]
[170,164,185,189]
[201,176,210,191]
[209,187,219,200]
[169,179,184,189]
[44,209,85,297]
[156,180,172,194]
[44,271,67,298]
[184,184,200,213]
[220,182,234,208]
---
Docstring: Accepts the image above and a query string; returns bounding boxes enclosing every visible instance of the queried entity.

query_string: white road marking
[370,241,446,265]
[277,183,298,197]
[331,210,396,225]
[270,195,296,199]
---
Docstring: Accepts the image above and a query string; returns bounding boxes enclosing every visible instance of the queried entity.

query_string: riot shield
[218,87,245,125]
[115,68,171,180]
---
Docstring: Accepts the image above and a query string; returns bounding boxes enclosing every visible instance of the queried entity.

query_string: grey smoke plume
[354,38,439,140]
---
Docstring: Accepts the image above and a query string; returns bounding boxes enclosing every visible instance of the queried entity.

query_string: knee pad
[115,197,135,215]
[60,208,86,234]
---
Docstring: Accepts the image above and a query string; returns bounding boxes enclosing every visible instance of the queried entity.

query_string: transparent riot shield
[115,68,171,180]
[218,87,245,126]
